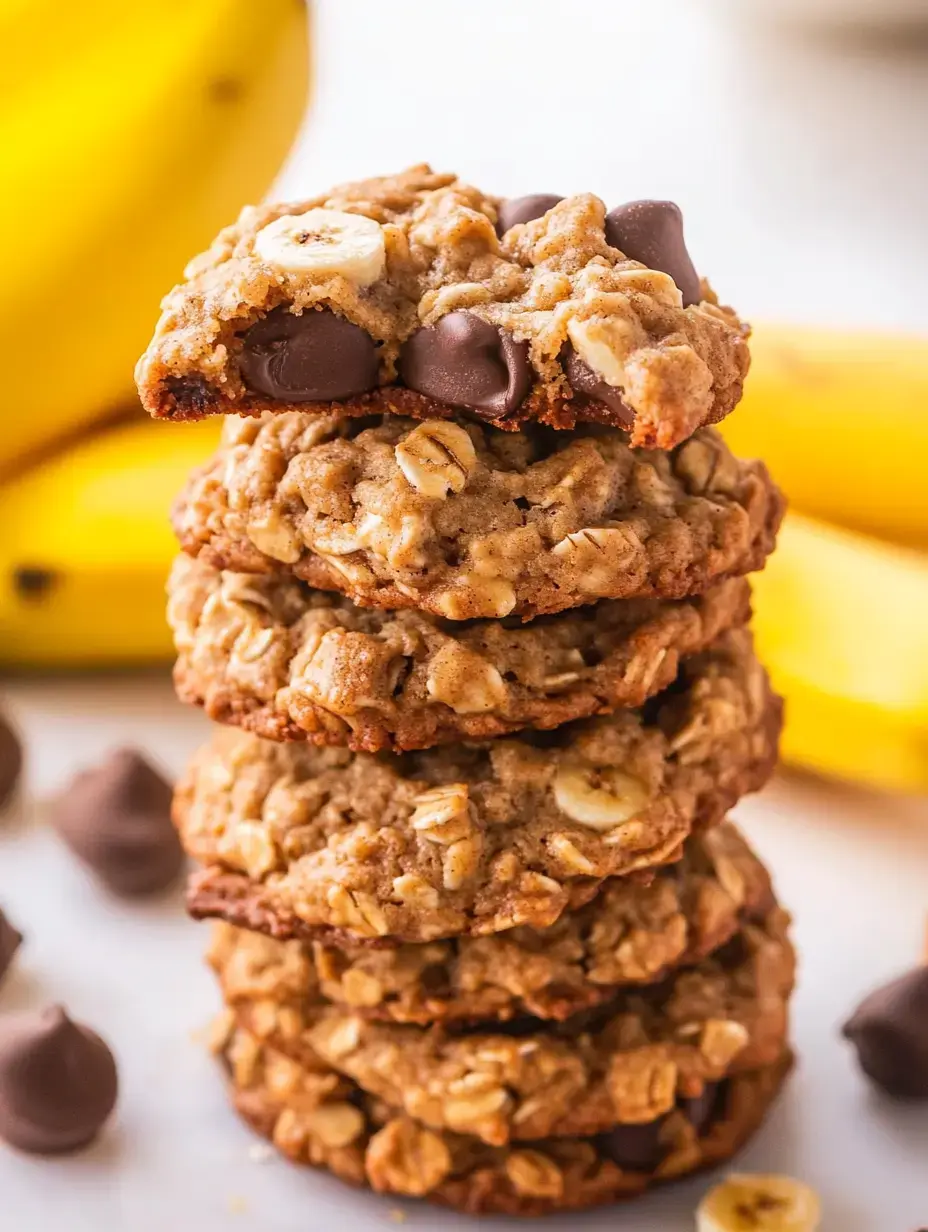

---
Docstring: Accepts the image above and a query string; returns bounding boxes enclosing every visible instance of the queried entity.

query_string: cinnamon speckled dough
[176,630,782,944]
[172,412,783,621]
[136,165,750,450]
[211,823,773,1026]
[220,1018,792,1216]
[215,908,794,1146]
[169,553,752,752]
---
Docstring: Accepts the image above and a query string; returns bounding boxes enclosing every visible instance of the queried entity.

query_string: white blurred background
[279,0,928,330]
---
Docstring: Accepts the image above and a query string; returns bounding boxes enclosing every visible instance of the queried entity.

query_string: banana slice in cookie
[696,1173,821,1232]
[254,208,385,284]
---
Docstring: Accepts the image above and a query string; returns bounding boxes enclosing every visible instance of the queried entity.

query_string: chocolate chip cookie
[173,413,783,621]
[214,907,793,1145]
[137,166,749,450]
[209,822,773,1025]
[177,630,781,944]
[169,553,751,752]
[220,1018,792,1216]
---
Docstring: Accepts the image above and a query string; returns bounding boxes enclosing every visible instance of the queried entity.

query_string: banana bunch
[726,326,928,793]
[0,0,308,476]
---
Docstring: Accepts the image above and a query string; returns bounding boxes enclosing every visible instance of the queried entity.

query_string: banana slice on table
[696,1173,822,1232]
[254,209,386,285]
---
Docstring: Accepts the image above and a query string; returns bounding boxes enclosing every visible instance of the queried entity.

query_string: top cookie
[136,166,749,450]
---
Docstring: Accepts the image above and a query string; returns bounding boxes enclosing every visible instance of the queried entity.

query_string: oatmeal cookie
[169,553,751,752]
[173,413,783,621]
[216,908,793,1145]
[210,822,773,1025]
[219,1017,792,1215]
[137,166,749,450]
[177,630,781,944]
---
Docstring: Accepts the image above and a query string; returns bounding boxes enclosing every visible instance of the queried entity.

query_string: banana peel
[724,324,928,550]
[751,512,928,793]
[0,0,308,477]
[0,417,220,667]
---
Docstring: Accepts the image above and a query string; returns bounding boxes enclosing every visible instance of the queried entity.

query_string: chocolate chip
[0,909,22,985]
[495,194,564,236]
[562,347,635,426]
[604,200,702,307]
[164,375,216,413]
[239,305,379,403]
[596,1118,667,1172]
[843,966,928,1098]
[50,749,183,897]
[0,1006,118,1153]
[0,712,21,810]
[397,311,532,418]
[680,1081,721,1134]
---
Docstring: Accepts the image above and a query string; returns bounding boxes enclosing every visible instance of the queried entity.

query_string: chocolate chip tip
[604,199,701,308]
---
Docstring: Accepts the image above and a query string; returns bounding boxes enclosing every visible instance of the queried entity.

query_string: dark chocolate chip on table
[562,347,635,425]
[842,966,928,1099]
[50,748,183,897]
[495,193,564,236]
[604,200,702,308]
[397,311,532,418]
[0,1006,118,1154]
[239,305,380,402]
[0,710,22,810]
[0,909,22,985]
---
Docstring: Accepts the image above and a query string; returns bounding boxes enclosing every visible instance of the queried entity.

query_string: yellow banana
[724,324,928,550]
[0,417,220,667]
[751,512,928,793]
[0,0,308,477]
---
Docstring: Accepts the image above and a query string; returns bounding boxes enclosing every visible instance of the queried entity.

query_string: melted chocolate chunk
[596,1119,667,1172]
[843,967,928,1098]
[50,749,183,897]
[605,200,701,308]
[495,193,564,236]
[0,1006,118,1154]
[562,347,635,425]
[397,311,531,418]
[240,305,380,402]
[680,1081,721,1133]
[597,1080,725,1172]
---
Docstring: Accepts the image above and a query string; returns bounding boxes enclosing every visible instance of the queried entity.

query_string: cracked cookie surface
[177,630,781,944]
[215,907,793,1145]
[219,1016,791,1216]
[173,412,783,621]
[137,166,749,450]
[210,822,773,1025]
[169,553,751,752]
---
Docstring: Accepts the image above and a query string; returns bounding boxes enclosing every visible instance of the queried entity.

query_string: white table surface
[2,2,928,1228]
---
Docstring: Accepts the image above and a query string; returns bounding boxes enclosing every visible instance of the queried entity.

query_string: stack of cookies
[138,166,793,1217]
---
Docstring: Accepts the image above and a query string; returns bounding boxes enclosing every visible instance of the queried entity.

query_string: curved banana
[751,512,928,793]
[0,418,220,667]
[0,0,308,477]
[724,324,928,550]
